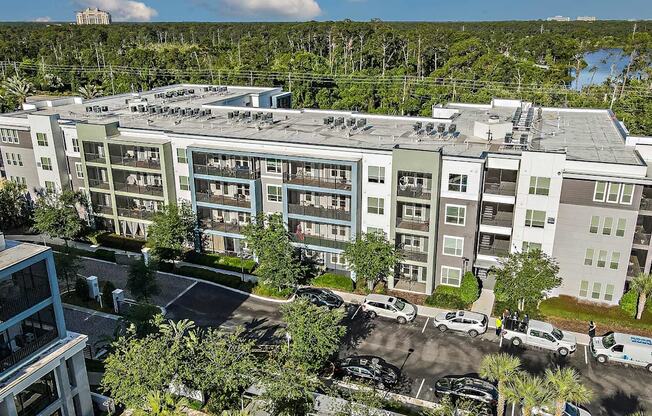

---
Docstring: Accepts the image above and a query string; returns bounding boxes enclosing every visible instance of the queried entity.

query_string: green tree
[504,373,552,416]
[133,392,188,416]
[148,202,196,261]
[479,353,521,416]
[127,259,160,302]
[56,247,81,293]
[343,231,401,290]
[243,213,305,290]
[33,190,88,242]
[544,367,593,416]
[2,75,32,105]
[493,249,561,311]
[281,297,346,371]
[0,180,32,231]
[630,273,652,320]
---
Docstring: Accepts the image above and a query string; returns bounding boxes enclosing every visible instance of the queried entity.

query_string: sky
[1,0,651,23]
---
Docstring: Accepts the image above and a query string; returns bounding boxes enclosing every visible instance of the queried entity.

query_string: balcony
[641,197,652,212]
[396,217,429,232]
[400,249,428,263]
[480,202,514,228]
[478,234,511,257]
[484,168,517,196]
[396,171,433,200]
[93,204,112,215]
[284,173,352,191]
[397,186,432,200]
[196,191,251,208]
[110,155,161,170]
[292,234,348,250]
[200,218,246,235]
[114,182,164,197]
[393,278,427,294]
[117,207,156,220]
[287,203,351,222]
[88,178,110,190]
[194,164,260,180]
[633,230,651,246]
[0,285,51,322]
[0,328,58,373]
[84,152,106,164]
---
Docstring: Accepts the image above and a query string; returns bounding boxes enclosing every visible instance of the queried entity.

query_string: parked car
[590,332,652,372]
[361,294,417,324]
[434,376,498,406]
[434,310,488,337]
[532,402,591,416]
[295,287,344,309]
[502,318,577,356]
[333,355,400,389]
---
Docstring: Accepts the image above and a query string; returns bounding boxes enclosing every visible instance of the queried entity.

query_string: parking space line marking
[415,378,425,398]
[511,403,515,416]
[421,317,429,333]
[351,305,362,319]
[165,282,197,308]
[584,345,588,365]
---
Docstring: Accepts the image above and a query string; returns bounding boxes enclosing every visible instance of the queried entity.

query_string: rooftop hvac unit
[203,87,209,92]
[520,134,528,145]
[149,106,157,114]
[228,112,234,119]
[173,107,180,114]
[138,105,146,112]
[323,117,331,125]
[346,118,355,127]
[130,106,138,112]
[238,112,246,120]
[124,99,130,105]
[86,106,93,112]
[206,109,212,115]
[244,111,251,118]
[93,106,101,113]
[437,123,446,133]
[425,123,434,133]
[188,89,195,94]
[335,116,344,126]
[163,106,170,112]
[413,122,422,131]
[193,108,200,115]
[185,107,192,114]
[356,118,366,128]
[101,106,109,112]
[448,123,456,134]
[265,112,273,120]
[504,133,513,144]
[233,110,240,116]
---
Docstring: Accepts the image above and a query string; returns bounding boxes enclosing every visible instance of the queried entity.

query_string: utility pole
[109,65,115,95]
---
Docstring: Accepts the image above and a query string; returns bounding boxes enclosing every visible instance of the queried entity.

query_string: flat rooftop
[0,240,49,273]
[5,83,641,165]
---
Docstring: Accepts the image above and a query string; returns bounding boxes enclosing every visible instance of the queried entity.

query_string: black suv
[434,376,498,405]
[295,287,344,309]
[333,355,400,389]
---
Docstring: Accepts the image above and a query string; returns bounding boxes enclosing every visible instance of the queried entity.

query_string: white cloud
[220,0,322,19]
[75,0,158,21]
[34,16,53,22]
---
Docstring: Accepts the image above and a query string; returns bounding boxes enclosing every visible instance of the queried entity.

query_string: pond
[571,48,631,90]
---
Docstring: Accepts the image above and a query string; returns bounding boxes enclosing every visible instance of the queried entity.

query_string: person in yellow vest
[495,317,503,336]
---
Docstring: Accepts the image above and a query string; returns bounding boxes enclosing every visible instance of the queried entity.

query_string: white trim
[440,266,462,287]
[444,204,466,226]
[442,235,464,257]
[593,181,607,202]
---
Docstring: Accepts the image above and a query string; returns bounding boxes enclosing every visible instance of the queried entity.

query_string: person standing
[495,317,503,336]
[588,321,596,339]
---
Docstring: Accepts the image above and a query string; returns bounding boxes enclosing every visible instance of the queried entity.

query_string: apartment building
[1,84,650,305]
[75,8,111,25]
[0,236,93,416]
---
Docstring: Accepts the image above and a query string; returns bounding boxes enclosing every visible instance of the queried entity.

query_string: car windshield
[445,312,457,320]
[602,333,616,349]
[394,298,407,311]
[565,403,579,416]
[551,328,564,341]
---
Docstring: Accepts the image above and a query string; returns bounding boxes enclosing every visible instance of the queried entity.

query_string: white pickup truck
[502,318,577,356]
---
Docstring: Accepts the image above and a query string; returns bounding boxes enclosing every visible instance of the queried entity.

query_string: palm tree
[136,391,188,416]
[479,353,521,416]
[630,273,652,320]
[78,84,103,99]
[2,75,33,104]
[504,373,552,416]
[545,367,593,416]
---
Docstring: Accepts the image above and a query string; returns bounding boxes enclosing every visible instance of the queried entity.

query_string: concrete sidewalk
[7,234,132,254]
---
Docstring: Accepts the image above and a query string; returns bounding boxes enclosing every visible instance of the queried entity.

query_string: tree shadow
[340,305,376,350]
[599,390,646,416]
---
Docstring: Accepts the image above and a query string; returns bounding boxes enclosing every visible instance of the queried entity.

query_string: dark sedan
[295,287,344,309]
[434,376,498,405]
[333,355,400,389]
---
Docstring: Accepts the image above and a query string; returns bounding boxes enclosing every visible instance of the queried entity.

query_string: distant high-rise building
[546,16,571,22]
[76,8,111,25]
[577,16,597,22]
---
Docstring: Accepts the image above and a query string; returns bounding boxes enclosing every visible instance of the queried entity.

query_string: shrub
[101,281,116,310]
[252,283,293,299]
[97,233,146,252]
[425,272,480,309]
[619,288,638,317]
[312,273,354,292]
[175,266,243,289]
[74,277,88,301]
[93,249,116,262]
[458,272,480,304]
[184,251,257,274]
[87,230,107,245]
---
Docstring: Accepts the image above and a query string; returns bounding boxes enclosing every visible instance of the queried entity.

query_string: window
[267,185,282,202]
[366,227,384,235]
[75,162,84,179]
[443,236,463,257]
[584,249,594,266]
[589,216,600,234]
[331,253,346,265]
[14,371,58,416]
[176,148,187,163]
[593,181,607,202]
[525,209,546,228]
[445,205,466,226]
[368,166,385,183]
[36,132,48,146]
[602,217,613,235]
[591,282,602,300]
[597,250,607,268]
[0,128,19,143]
[615,218,626,237]
[607,183,621,203]
[404,204,423,219]
[529,176,551,196]
[441,266,462,287]
[522,241,542,252]
[620,184,634,204]
[610,252,620,270]
[579,280,589,297]
[266,159,281,173]
[367,197,384,215]
[16,154,22,166]
[44,181,55,192]
[40,157,52,171]
[448,174,468,192]
[71,137,80,153]
[604,284,615,302]
[179,176,189,191]
[402,235,421,249]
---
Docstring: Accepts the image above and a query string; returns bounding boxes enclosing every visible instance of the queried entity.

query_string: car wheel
[647,364,652,373]
[558,347,569,357]
[397,316,407,324]
[468,329,479,338]
[438,324,448,332]
[596,355,608,364]
[511,337,522,347]
[367,311,377,319]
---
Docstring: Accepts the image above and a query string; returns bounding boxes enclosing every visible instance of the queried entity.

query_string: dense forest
[0,20,651,134]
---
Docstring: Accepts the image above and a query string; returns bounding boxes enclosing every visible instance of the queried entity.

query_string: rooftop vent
[488,114,500,124]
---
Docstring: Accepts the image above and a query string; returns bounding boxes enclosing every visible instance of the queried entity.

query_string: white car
[434,310,488,337]
[361,294,417,324]
[532,402,591,416]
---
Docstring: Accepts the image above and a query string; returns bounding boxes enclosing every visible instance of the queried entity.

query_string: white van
[590,332,652,372]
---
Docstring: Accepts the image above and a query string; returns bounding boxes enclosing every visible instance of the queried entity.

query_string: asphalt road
[164,282,652,416]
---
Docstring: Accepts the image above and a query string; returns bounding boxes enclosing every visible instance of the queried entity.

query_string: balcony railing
[478,240,511,257]
[292,234,348,250]
[480,212,514,228]
[0,287,52,322]
[284,173,352,191]
[399,249,428,263]
[114,182,164,197]
[287,203,351,222]
[640,197,652,212]
[117,207,156,220]
[396,218,429,232]
[193,164,260,180]
[88,179,110,190]
[396,186,432,200]
[200,219,246,234]
[628,255,642,278]
[93,204,112,215]
[484,181,517,196]
[110,155,161,170]
[0,329,58,373]
[84,153,106,164]
[196,192,251,208]
[633,231,651,246]
[393,278,427,294]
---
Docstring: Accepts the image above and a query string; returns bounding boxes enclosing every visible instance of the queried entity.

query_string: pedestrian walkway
[471,288,495,316]
[6,234,130,254]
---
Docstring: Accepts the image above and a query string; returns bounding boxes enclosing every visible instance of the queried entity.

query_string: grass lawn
[539,295,652,337]
[62,291,115,314]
